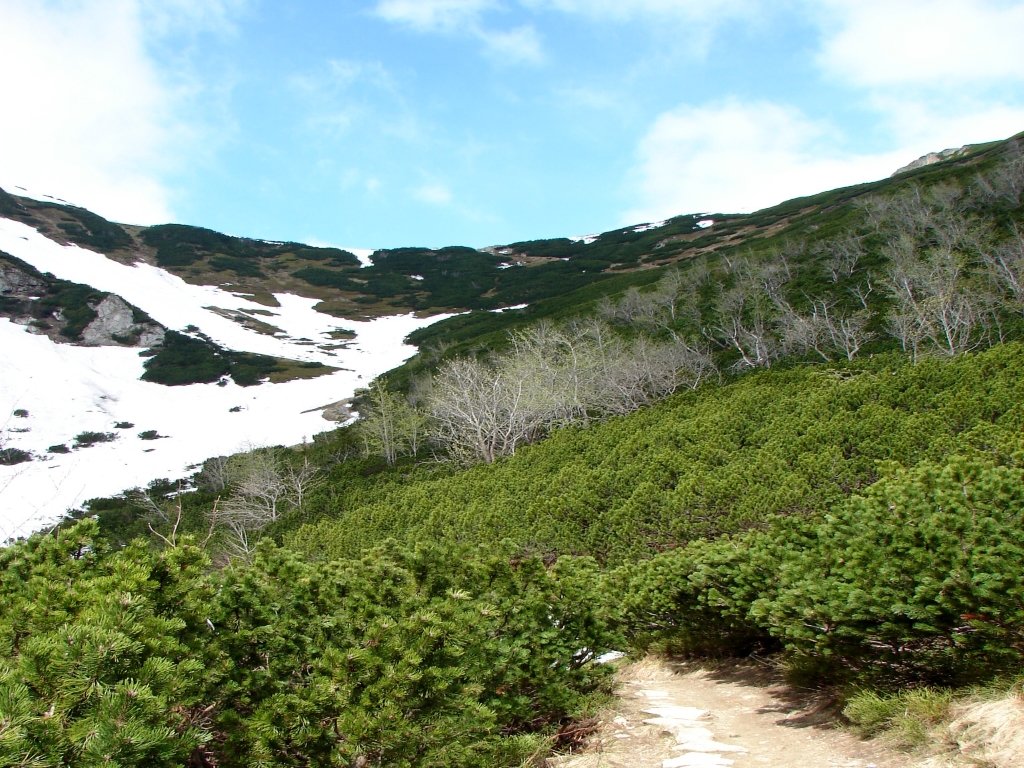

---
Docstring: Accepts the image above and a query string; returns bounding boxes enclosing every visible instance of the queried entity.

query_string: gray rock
[892,146,969,176]
[80,294,165,347]
[0,261,46,296]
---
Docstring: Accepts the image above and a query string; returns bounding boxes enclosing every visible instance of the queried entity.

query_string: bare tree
[885,241,983,357]
[196,455,231,493]
[776,303,832,362]
[429,357,536,464]
[818,234,865,283]
[818,301,872,361]
[218,448,290,551]
[707,281,779,370]
[283,457,322,511]
[848,276,875,310]
[974,143,1024,206]
[979,223,1024,314]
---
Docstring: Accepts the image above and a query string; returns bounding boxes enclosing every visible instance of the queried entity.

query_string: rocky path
[549,658,919,768]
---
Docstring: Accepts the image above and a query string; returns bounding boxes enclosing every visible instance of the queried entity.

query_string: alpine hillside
[2,129,1024,768]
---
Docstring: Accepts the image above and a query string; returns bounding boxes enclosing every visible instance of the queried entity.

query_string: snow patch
[633,220,667,233]
[0,217,455,539]
[489,303,528,313]
[350,248,374,268]
[696,219,714,229]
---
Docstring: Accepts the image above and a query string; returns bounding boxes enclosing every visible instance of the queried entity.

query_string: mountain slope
[2,129,1022,538]
[0,215,454,539]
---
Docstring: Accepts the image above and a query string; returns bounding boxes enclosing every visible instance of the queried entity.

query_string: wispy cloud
[523,0,755,22]
[0,0,241,225]
[413,182,456,206]
[373,0,544,64]
[478,25,544,64]
[290,58,418,140]
[805,0,1024,151]
[374,0,499,32]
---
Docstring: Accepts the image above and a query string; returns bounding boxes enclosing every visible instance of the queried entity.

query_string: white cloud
[374,0,543,64]
[813,0,1024,87]
[479,25,545,64]
[141,0,248,36]
[0,0,237,225]
[870,95,1024,152]
[374,0,498,32]
[623,100,909,222]
[413,182,456,206]
[523,0,754,22]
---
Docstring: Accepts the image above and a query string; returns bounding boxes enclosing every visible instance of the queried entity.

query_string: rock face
[0,260,46,296]
[892,145,970,176]
[80,294,165,347]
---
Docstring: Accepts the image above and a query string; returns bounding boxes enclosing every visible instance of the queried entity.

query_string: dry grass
[942,693,1024,768]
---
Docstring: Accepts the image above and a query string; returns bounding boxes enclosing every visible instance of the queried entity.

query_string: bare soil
[548,658,921,768]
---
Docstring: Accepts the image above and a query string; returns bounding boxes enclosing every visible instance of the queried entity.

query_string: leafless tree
[707,281,779,370]
[217,448,291,551]
[283,457,322,511]
[819,301,872,361]
[776,303,832,362]
[885,240,983,357]
[974,143,1024,206]
[196,455,231,493]
[818,234,865,283]
[429,356,537,464]
[848,277,875,310]
[979,223,1024,314]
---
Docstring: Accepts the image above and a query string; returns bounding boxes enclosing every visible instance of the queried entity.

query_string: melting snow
[696,219,714,229]
[489,303,528,313]
[633,220,667,233]
[0,217,455,540]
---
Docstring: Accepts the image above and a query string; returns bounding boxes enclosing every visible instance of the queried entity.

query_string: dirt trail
[549,658,920,768]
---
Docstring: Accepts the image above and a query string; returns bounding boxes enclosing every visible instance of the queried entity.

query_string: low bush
[0,521,617,768]
[73,431,116,447]
[0,447,32,465]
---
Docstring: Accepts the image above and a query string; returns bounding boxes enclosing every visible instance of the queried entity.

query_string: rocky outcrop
[892,145,970,176]
[0,259,46,297]
[80,295,165,347]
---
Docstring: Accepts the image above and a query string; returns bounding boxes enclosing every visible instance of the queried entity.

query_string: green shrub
[74,431,117,447]
[0,522,617,768]
[0,447,32,465]
[754,453,1024,685]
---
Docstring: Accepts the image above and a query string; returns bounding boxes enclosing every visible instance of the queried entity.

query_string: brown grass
[943,693,1024,768]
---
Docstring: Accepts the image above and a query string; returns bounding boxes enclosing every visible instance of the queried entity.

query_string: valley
[1,131,1023,768]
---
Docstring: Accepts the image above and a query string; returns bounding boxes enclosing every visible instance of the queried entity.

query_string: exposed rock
[80,294,165,347]
[0,259,46,296]
[892,146,970,176]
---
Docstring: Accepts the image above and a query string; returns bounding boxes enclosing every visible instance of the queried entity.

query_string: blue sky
[2,1,1024,251]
